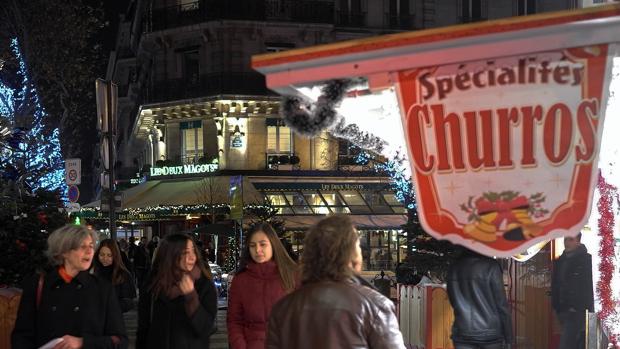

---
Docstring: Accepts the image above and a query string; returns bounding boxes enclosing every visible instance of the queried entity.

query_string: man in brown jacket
[266,215,405,349]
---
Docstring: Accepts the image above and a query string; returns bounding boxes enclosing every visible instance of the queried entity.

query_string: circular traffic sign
[68,185,80,203]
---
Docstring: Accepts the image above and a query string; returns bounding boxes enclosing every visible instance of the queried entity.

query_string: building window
[388,0,412,28]
[338,139,363,166]
[338,0,364,26]
[461,0,484,22]
[517,0,536,15]
[181,121,203,164]
[182,50,200,85]
[267,125,292,153]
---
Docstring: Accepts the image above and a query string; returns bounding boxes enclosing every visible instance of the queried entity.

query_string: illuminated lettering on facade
[149,164,219,177]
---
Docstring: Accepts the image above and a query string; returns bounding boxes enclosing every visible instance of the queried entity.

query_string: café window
[359,230,399,271]
[266,119,292,153]
[181,120,203,164]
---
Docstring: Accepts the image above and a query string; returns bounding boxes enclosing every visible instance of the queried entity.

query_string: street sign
[67,185,80,203]
[65,202,81,213]
[65,158,81,185]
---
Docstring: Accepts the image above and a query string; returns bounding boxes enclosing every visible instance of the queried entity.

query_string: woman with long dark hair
[136,233,217,349]
[227,222,298,349]
[92,239,136,313]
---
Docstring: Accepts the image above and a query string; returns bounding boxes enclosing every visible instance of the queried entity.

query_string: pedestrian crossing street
[124,298,229,349]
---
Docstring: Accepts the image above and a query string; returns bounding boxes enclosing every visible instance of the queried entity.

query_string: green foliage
[0,189,68,287]
[243,204,286,237]
[404,209,459,282]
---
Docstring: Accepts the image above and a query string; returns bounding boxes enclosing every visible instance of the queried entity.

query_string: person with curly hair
[266,215,405,349]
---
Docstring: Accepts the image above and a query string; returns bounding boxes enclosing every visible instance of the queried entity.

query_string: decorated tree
[355,147,458,281]
[0,190,68,287]
[0,0,107,202]
[223,235,239,274]
[244,204,286,236]
[0,38,68,287]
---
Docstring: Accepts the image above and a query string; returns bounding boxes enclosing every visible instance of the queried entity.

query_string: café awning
[121,176,263,208]
[280,214,407,230]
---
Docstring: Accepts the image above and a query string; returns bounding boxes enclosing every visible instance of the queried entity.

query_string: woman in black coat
[12,225,128,349]
[136,233,217,349]
[92,239,136,313]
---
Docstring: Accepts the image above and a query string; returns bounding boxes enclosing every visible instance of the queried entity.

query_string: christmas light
[0,38,64,194]
[79,203,277,219]
[589,55,620,348]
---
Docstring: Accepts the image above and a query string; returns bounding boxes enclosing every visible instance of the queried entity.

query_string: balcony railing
[459,16,487,23]
[337,154,371,172]
[145,72,274,104]
[266,153,300,170]
[145,0,334,33]
[336,11,366,27]
[385,13,416,30]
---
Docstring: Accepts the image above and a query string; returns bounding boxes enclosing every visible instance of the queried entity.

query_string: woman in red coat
[227,223,298,349]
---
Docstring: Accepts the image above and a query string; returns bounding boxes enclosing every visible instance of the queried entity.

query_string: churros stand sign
[397,44,615,256]
[252,5,620,257]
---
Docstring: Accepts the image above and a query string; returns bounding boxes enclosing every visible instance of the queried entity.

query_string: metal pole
[239,177,244,260]
[107,82,116,240]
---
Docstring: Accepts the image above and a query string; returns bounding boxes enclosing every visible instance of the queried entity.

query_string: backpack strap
[36,272,44,309]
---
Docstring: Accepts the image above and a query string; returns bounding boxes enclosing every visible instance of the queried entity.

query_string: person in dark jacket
[136,233,217,349]
[227,223,298,349]
[92,239,136,313]
[551,233,594,349]
[447,248,512,349]
[133,237,151,288]
[266,215,405,349]
[12,224,128,349]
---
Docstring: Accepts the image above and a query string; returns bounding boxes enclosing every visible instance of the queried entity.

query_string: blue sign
[231,135,244,148]
[68,185,80,203]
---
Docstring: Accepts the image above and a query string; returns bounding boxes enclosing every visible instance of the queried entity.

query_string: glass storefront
[284,229,406,272]
[260,188,405,215]
[359,230,406,271]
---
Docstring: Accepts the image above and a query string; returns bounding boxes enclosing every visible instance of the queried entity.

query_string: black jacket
[136,273,217,349]
[11,268,128,349]
[447,253,513,344]
[94,267,136,313]
[551,244,594,313]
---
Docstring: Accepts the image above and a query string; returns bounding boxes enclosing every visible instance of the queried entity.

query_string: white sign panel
[65,202,81,213]
[65,158,81,185]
